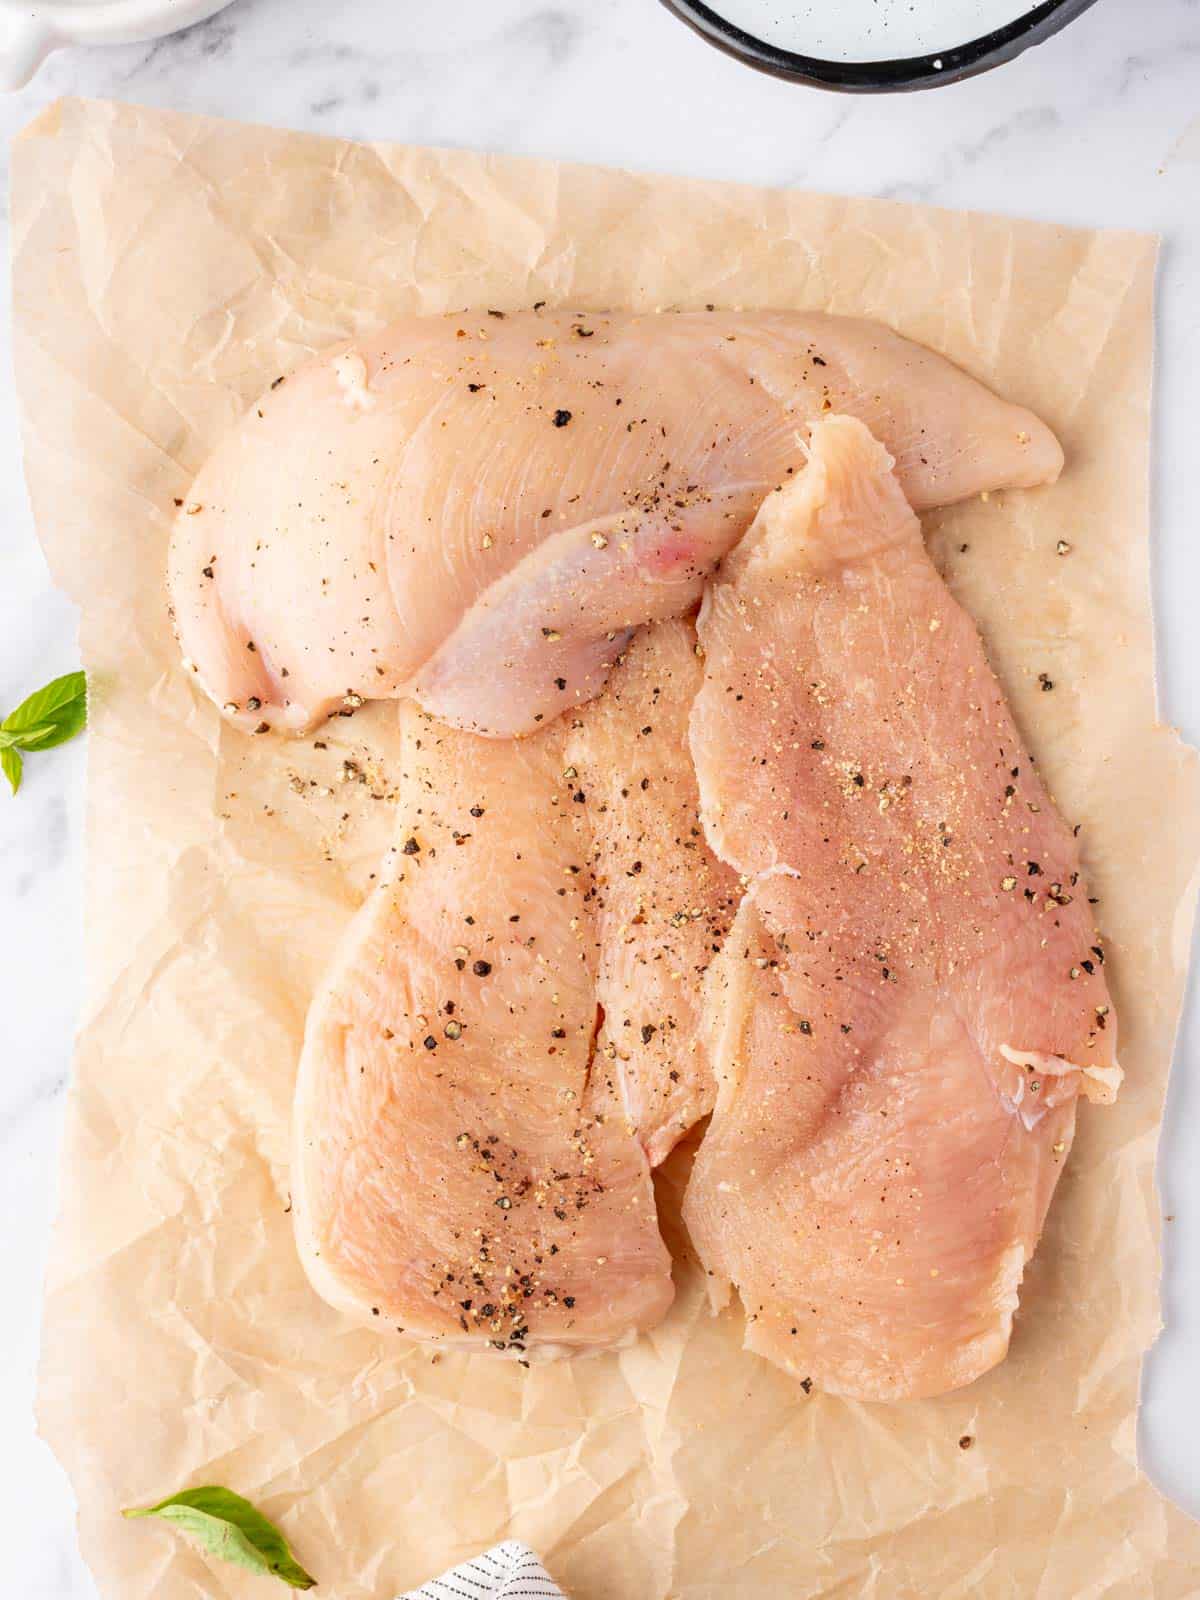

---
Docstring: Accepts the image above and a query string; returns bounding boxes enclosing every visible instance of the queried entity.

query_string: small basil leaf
[1,747,21,796]
[123,1486,316,1590]
[2,670,87,752]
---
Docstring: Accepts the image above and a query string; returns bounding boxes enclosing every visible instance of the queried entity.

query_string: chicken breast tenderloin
[562,620,740,1166]
[170,309,1063,742]
[682,416,1119,1400]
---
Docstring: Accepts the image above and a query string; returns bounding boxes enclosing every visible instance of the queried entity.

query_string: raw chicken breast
[294,619,742,1339]
[564,619,740,1165]
[170,309,1063,741]
[293,707,673,1351]
[683,417,1119,1401]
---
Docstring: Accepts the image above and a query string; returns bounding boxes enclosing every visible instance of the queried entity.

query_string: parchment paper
[14,97,1200,1599]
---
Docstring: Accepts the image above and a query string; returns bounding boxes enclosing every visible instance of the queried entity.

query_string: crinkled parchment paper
[14,97,1200,1599]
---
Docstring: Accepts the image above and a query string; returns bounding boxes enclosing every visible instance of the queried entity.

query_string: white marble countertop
[1,2,1198,1593]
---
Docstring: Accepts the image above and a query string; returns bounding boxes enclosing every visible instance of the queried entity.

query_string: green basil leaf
[0,723,57,751]
[2,669,87,752]
[1,747,21,796]
[123,1487,316,1589]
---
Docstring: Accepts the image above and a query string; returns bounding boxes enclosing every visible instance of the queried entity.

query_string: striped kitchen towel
[401,1541,565,1599]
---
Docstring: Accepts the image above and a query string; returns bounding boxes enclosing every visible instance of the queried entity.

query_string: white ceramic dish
[0,0,235,89]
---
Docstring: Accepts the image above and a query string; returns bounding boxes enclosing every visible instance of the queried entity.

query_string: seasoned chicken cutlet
[293,707,674,1352]
[294,621,738,1345]
[683,417,1118,1400]
[170,309,1062,741]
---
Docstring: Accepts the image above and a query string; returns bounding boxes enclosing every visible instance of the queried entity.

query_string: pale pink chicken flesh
[169,309,1063,741]
[563,620,740,1166]
[293,706,674,1350]
[295,621,738,1347]
[682,417,1119,1401]
[256,312,1090,1371]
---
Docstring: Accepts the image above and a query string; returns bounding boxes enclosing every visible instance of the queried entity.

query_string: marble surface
[1,1,1198,1593]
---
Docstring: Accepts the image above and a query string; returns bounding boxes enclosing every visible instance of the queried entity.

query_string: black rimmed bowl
[659,0,1102,91]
